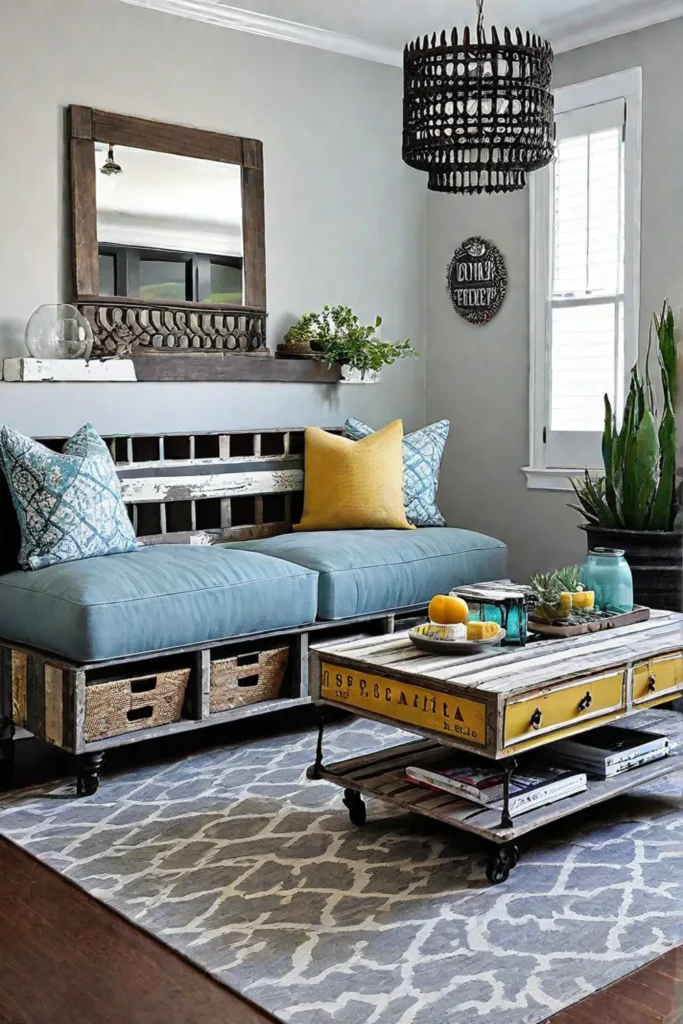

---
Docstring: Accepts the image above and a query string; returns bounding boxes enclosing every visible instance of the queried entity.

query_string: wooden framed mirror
[69,105,267,380]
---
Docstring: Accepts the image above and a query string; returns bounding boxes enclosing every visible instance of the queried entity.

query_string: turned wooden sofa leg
[76,751,105,797]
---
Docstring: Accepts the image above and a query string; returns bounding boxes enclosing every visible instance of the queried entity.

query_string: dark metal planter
[580,525,683,612]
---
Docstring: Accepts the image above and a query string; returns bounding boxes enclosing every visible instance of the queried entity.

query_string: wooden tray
[529,605,650,638]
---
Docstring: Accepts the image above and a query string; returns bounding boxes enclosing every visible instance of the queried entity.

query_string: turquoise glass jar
[477,602,528,644]
[580,548,633,613]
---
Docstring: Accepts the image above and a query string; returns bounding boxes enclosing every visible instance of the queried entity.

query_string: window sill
[522,467,600,492]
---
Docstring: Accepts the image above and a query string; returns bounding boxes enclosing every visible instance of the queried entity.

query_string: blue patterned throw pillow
[343,418,450,527]
[0,423,138,571]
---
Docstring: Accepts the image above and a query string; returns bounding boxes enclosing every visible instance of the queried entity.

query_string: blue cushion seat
[229,527,508,620]
[0,545,318,663]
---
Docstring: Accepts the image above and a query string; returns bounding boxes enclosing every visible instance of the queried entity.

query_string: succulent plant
[529,570,569,623]
[569,300,678,532]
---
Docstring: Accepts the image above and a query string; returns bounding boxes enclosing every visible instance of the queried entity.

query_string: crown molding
[551,0,683,53]
[117,0,402,66]
[117,0,683,64]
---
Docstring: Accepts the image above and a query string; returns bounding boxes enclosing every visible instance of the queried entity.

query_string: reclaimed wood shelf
[132,353,342,383]
[87,696,311,753]
[319,709,683,845]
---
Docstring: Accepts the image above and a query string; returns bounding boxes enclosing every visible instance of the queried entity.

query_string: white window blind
[526,69,641,488]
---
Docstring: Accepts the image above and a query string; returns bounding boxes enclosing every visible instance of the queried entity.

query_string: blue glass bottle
[580,548,634,613]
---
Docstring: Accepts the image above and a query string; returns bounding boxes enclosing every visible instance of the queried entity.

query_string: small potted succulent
[279,305,417,382]
[529,565,593,624]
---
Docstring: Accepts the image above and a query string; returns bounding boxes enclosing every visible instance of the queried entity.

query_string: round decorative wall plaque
[447,237,507,325]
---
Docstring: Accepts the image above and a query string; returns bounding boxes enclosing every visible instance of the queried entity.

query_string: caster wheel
[486,845,515,885]
[509,843,521,868]
[77,773,99,797]
[343,788,367,827]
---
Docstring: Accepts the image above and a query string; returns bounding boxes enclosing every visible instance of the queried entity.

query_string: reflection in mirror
[95,144,243,304]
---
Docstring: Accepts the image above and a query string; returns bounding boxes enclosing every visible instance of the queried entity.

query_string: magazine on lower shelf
[405,762,587,815]
[546,725,670,778]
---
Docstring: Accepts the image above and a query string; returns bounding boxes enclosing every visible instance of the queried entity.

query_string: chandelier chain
[476,0,485,41]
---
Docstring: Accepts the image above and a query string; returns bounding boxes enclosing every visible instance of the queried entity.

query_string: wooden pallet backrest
[110,428,310,544]
[0,428,339,554]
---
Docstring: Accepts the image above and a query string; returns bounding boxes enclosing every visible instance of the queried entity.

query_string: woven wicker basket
[210,647,289,714]
[85,667,190,742]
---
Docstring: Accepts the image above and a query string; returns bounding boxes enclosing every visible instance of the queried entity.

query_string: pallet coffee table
[307,609,683,884]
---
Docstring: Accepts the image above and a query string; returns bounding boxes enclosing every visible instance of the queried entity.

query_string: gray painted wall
[0,0,426,436]
[1,2,680,584]
[426,19,683,582]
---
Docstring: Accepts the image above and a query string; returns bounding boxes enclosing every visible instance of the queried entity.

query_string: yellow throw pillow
[295,420,414,532]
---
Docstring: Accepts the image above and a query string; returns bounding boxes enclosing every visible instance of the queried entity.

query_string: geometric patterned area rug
[0,717,681,1024]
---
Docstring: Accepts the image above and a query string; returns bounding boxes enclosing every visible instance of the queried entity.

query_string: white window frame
[524,67,642,492]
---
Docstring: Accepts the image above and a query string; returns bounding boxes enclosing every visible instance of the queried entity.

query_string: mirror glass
[95,144,243,304]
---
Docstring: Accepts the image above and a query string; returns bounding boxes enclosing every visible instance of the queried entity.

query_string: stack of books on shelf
[546,725,670,778]
[405,725,670,818]
[405,762,588,816]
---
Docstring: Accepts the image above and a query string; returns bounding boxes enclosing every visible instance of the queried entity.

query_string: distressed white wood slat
[392,649,495,677]
[2,358,136,382]
[312,633,412,656]
[119,468,303,503]
[437,617,681,686]
[374,647,429,667]
[116,454,301,472]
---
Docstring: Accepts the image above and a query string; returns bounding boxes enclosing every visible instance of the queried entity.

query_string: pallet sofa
[0,427,507,794]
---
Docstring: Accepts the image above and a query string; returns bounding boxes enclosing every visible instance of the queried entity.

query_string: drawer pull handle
[530,708,542,729]
[648,674,657,692]
[577,691,593,712]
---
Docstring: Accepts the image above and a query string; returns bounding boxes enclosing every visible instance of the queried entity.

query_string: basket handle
[236,652,260,667]
[237,674,259,688]
[127,706,154,722]
[130,676,157,694]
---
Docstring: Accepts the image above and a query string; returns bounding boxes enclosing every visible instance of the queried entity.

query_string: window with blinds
[527,69,641,487]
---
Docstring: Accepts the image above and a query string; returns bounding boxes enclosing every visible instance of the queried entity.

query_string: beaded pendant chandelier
[403,0,555,194]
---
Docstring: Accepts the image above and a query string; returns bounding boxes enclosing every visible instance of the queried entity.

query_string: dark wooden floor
[0,727,680,1024]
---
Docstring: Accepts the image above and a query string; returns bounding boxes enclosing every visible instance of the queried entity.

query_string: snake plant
[570,300,678,532]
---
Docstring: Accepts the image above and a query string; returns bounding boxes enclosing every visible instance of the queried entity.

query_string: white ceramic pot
[339,365,381,384]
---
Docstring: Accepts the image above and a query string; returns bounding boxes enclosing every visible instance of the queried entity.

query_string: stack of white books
[546,726,670,778]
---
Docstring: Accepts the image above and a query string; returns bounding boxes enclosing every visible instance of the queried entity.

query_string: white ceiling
[193,0,683,50]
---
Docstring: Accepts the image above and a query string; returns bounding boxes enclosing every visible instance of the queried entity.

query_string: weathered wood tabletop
[311,610,683,759]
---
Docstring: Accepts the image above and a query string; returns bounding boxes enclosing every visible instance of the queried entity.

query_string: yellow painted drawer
[504,671,626,748]
[633,652,683,707]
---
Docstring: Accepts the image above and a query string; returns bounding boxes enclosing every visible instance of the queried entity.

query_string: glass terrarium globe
[25,304,94,360]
